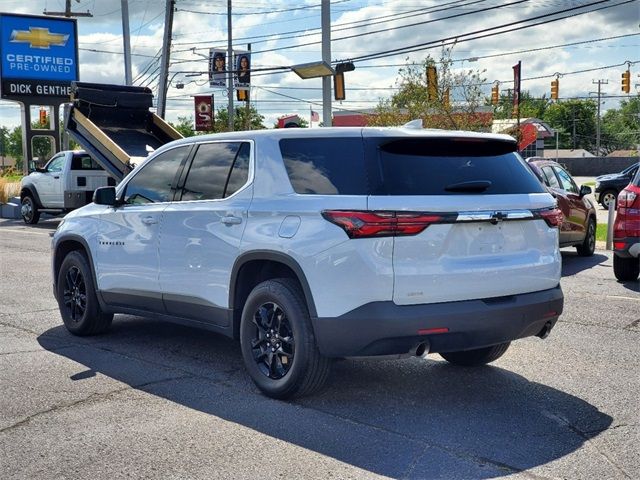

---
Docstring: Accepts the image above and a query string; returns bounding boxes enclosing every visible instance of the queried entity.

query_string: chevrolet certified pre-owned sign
[0,13,78,100]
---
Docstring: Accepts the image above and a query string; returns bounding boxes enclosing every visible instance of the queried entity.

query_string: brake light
[322,210,443,238]
[537,208,563,228]
[617,188,638,209]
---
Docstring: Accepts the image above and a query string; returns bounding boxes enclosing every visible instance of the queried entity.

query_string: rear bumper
[614,238,640,258]
[312,286,563,357]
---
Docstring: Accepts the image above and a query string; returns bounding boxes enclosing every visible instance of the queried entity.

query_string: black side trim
[229,250,317,318]
[163,293,232,327]
[102,289,164,314]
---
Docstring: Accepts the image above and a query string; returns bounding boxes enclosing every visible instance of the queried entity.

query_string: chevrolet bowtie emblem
[10,27,69,49]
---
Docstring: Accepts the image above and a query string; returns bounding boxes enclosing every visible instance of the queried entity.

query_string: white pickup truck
[20,150,115,224]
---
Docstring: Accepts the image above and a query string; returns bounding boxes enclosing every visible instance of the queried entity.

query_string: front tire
[21,194,40,225]
[440,342,510,366]
[600,190,617,210]
[613,254,639,281]
[240,278,331,399]
[57,250,113,335]
[576,218,596,257]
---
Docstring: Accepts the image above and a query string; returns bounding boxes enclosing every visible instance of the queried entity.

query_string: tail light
[537,208,563,228]
[322,210,443,238]
[614,185,640,237]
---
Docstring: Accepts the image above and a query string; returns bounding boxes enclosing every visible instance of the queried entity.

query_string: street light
[291,61,335,79]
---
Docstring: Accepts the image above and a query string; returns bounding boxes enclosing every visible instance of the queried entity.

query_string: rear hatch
[364,135,560,305]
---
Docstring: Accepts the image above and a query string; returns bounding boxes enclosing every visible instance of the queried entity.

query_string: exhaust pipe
[536,321,553,339]
[414,342,428,357]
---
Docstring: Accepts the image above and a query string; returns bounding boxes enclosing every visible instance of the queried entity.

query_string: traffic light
[39,108,47,125]
[550,79,559,100]
[334,72,345,101]
[491,85,499,105]
[236,89,249,101]
[622,69,631,94]
[427,65,437,101]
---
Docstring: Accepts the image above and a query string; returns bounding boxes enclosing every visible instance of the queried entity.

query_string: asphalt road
[0,217,638,480]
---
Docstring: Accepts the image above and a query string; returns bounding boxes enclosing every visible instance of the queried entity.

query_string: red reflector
[418,327,449,335]
[543,311,558,319]
[614,241,626,250]
[322,210,442,239]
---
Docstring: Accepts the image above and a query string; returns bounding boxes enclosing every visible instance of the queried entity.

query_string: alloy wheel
[250,302,295,379]
[63,266,87,322]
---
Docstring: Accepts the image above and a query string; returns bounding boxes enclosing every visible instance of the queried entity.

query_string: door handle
[53,176,60,179]
[221,215,242,225]
[141,216,157,225]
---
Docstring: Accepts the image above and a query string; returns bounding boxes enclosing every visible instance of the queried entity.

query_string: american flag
[310,110,319,122]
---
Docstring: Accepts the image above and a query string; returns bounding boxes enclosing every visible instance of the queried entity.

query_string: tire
[240,278,331,399]
[576,218,596,257]
[440,342,510,367]
[613,254,639,281]
[56,250,113,336]
[600,190,617,210]
[21,194,40,225]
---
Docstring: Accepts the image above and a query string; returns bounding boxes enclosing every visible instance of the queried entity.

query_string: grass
[596,223,608,242]
[0,177,20,204]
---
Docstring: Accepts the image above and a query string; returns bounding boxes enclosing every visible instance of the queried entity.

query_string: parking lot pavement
[0,219,638,479]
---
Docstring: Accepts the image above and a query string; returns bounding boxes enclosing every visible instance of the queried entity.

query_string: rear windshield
[279,136,544,195]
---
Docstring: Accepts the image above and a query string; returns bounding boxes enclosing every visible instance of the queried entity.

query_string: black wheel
[613,254,639,281]
[21,194,40,225]
[576,218,596,257]
[240,278,331,399]
[57,250,113,336]
[600,190,617,210]
[440,342,510,366]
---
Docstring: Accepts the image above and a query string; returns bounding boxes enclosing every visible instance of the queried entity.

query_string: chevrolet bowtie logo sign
[9,27,69,49]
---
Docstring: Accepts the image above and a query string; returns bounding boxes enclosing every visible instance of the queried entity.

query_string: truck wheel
[440,342,510,366]
[613,254,639,281]
[240,278,331,399]
[57,251,113,335]
[600,190,617,210]
[21,194,40,225]
[576,218,596,257]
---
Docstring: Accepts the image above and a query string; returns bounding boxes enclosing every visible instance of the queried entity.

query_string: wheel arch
[20,185,43,207]
[229,251,318,340]
[53,235,99,303]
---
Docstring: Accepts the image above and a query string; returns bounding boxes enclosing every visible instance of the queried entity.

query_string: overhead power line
[176,0,351,16]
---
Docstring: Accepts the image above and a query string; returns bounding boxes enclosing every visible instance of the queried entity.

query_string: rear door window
[553,166,578,194]
[368,137,544,195]
[541,166,561,189]
[280,137,368,195]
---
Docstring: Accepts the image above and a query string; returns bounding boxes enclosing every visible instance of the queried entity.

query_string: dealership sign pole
[0,13,79,174]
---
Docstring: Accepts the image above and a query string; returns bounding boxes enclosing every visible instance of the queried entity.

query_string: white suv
[52,127,564,399]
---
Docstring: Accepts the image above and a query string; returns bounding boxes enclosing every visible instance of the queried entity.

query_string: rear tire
[21,194,40,225]
[576,218,596,257]
[57,250,113,335]
[440,342,510,366]
[240,278,331,399]
[600,190,617,210]
[613,254,639,281]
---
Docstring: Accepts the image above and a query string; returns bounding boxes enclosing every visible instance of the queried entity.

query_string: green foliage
[169,116,196,137]
[543,100,598,151]
[212,105,266,132]
[492,90,551,120]
[601,96,640,154]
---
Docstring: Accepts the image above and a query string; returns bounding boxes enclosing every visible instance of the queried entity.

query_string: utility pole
[121,0,133,85]
[592,79,608,156]
[44,0,92,17]
[572,109,576,150]
[321,0,331,127]
[227,0,234,131]
[157,0,175,119]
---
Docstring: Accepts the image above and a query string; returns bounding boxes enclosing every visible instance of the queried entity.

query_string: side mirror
[579,185,592,197]
[93,186,117,206]
[35,167,47,173]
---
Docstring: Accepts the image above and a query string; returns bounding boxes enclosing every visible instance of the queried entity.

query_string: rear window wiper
[444,180,492,192]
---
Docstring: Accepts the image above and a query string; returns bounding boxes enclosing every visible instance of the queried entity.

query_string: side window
[123,146,190,205]
[541,166,560,189]
[225,142,250,197]
[46,156,65,173]
[71,155,102,170]
[554,166,578,194]
[181,142,245,201]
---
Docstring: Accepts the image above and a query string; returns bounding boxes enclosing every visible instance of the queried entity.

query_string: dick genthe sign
[0,13,79,102]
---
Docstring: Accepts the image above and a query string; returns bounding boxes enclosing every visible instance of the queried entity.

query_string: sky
[0,0,638,130]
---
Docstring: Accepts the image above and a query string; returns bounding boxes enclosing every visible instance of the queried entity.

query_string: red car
[613,169,640,281]
[527,159,597,256]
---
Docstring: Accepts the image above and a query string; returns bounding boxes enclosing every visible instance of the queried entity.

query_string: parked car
[527,158,597,256]
[52,128,564,399]
[612,168,640,281]
[595,162,639,210]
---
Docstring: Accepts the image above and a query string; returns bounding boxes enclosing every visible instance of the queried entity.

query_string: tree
[542,100,597,151]
[369,45,489,131]
[601,96,640,154]
[213,105,266,132]
[169,116,196,137]
[492,90,551,120]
